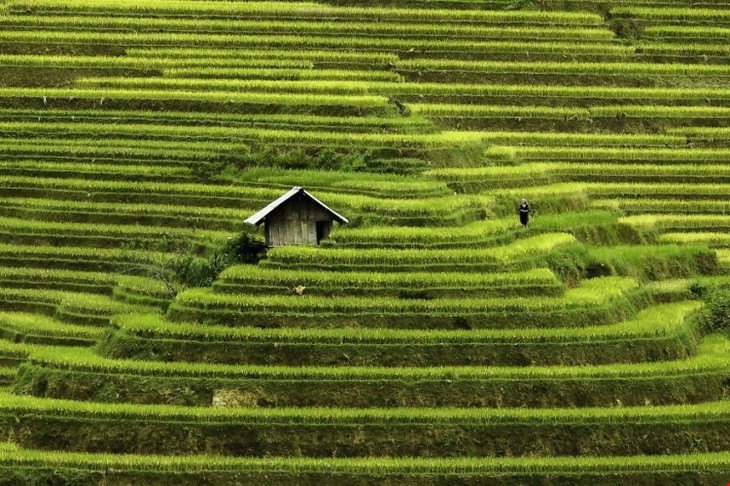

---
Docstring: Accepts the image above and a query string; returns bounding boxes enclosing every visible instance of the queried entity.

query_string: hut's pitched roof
[244,186,349,225]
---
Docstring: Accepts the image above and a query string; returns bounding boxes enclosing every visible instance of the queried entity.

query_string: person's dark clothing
[519,203,530,226]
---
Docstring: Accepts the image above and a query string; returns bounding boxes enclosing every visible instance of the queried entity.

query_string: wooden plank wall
[266,195,332,246]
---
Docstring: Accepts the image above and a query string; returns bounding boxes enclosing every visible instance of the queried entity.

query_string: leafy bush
[223,232,267,265]
[694,286,730,334]
[168,230,266,288]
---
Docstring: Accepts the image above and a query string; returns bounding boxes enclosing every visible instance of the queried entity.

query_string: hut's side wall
[266,195,333,246]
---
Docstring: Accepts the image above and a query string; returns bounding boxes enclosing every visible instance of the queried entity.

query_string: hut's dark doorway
[316,221,331,244]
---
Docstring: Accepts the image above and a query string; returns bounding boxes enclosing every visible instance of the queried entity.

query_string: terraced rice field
[0,0,728,483]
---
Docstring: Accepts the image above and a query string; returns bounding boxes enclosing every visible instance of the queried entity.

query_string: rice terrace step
[0,0,728,483]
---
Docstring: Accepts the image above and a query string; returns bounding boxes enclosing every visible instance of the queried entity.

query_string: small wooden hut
[244,186,349,247]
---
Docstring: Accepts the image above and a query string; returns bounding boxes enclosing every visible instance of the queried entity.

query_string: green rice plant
[0,53,349,76]
[591,105,730,119]
[412,105,593,131]
[73,77,730,113]
[5,0,335,17]
[635,42,730,63]
[0,269,170,309]
[163,68,402,83]
[5,1,604,25]
[445,132,682,148]
[106,301,702,366]
[327,217,517,248]
[0,111,431,137]
[168,276,640,329]
[156,57,315,69]
[0,267,114,286]
[717,250,730,267]
[638,42,730,56]
[0,447,730,484]
[0,15,617,41]
[397,59,730,78]
[427,163,730,192]
[0,175,291,205]
[2,383,729,422]
[235,167,450,199]
[556,163,730,183]
[485,183,592,217]
[671,127,730,136]
[70,76,379,94]
[3,82,726,114]
[0,243,172,274]
[0,54,164,85]
[214,266,562,298]
[0,312,103,345]
[327,211,620,248]
[127,42,633,64]
[610,8,730,40]
[262,232,580,271]
[593,198,730,215]
[0,136,248,161]
[0,244,169,264]
[0,160,193,182]
[173,283,626,316]
[33,337,729,380]
[0,340,31,363]
[17,334,730,408]
[313,192,490,227]
[127,48,400,67]
[659,232,730,247]
[0,286,141,326]
[669,127,730,147]
[621,215,730,232]
[0,86,393,117]
[126,43,634,62]
[635,48,730,66]
[425,163,557,191]
[0,197,249,231]
[509,146,730,165]
[588,245,718,280]
[0,30,625,60]
[2,390,730,457]
[511,210,627,245]
[611,7,730,24]
[693,278,730,296]
[0,175,490,226]
[112,275,176,308]
[585,183,730,200]
[0,267,115,294]
[115,301,700,347]
[643,25,730,42]
[0,52,329,71]
[0,215,230,242]
[114,275,174,299]
[0,120,487,151]
[550,0,729,7]
[0,54,158,86]
[0,215,232,251]
[383,83,730,106]
[412,104,589,119]
[0,212,225,271]
[414,104,730,131]
[0,139,230,164]
[0,53,165,69]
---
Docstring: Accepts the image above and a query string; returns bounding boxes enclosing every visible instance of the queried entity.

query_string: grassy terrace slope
[0,0,728,483]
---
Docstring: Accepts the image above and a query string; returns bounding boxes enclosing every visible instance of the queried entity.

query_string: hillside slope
[0,0,728,483]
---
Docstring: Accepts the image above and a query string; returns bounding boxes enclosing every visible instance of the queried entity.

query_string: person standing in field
[518,199,530,227]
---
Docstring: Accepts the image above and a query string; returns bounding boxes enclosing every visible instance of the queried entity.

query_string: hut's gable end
[266,194,335,247]
[246,187,347,247]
